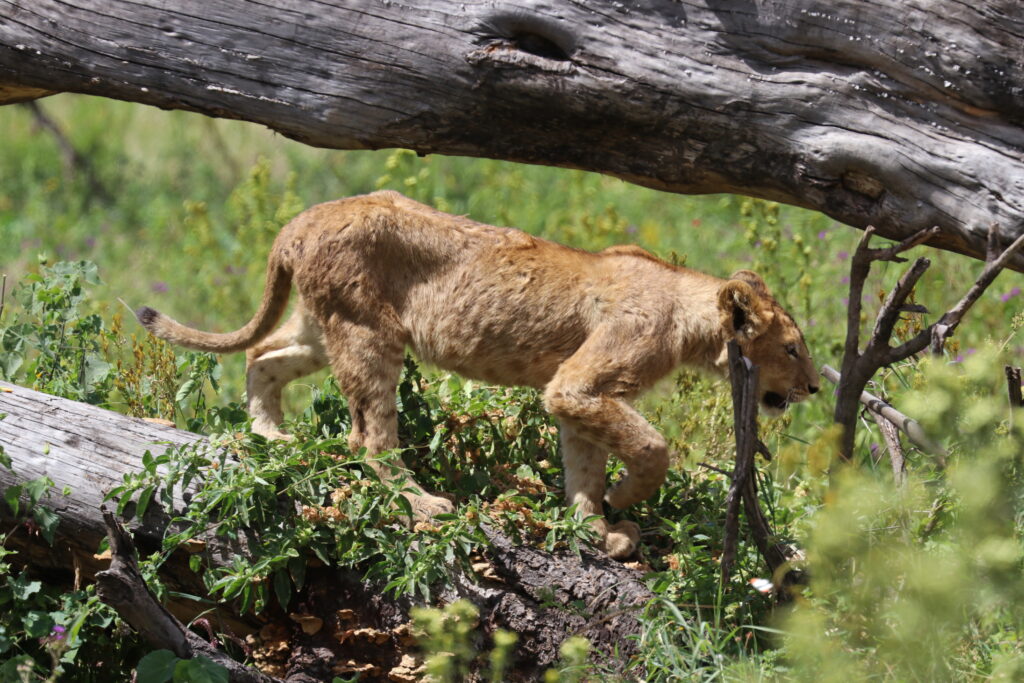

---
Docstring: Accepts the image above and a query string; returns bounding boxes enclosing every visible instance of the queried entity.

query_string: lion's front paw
[602,520,641,559]
[410,494,455,522]
[252,423,294,441]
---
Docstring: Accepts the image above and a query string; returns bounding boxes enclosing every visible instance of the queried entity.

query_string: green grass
[2,95,1023,681]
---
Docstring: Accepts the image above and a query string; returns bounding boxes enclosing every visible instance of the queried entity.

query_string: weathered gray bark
[0,380,259,634]
[1,1,1023,265]
[0,381,652,678]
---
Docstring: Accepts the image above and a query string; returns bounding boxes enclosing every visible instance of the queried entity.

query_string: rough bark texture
[1,1,1023,265]
[0,380,261,635]
[0,381,652,678]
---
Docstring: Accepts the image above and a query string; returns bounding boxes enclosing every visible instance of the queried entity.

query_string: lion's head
[717,270,819,414]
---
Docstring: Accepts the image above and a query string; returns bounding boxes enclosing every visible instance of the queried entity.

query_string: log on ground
[0,381,653,678]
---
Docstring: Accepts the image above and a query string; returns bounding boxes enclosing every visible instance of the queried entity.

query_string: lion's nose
[808,384,819,395]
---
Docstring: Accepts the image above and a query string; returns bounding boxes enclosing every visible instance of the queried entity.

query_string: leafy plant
[780,348,1024,680]
[0,260,113,405]
[136,650,228,683]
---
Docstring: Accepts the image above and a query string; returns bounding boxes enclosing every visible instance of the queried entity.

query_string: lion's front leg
[546,386,670,510]
[559,421,641,559]
[544,339,671,559]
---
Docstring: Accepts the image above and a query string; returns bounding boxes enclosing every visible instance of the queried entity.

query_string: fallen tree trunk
[0,381,652,679]
[1,1,1023,266]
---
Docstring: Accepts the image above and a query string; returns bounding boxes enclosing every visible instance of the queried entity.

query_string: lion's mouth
[762,391,788,413]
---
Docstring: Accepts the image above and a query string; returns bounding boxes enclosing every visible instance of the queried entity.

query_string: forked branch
[833,224,1024,461]
[721,341,801,588]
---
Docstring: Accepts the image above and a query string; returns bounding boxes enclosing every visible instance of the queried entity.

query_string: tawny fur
[137,191,819,559]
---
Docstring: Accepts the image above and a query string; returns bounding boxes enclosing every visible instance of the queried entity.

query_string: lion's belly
[401,272,591,389]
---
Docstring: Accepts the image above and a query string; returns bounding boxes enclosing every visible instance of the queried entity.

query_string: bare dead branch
[96,508,283,683]
[933,227,1024,346]
[832,222,1021,461]
[823,365,945,458]
[721,341,759,586]
[871,412,907,486]
[840,227,940,406]
[1006,366,1023,408]
[3,2,1024,266]
[740,474,802,577]
[871,257,931,351]
[95,508,192,659]
[870,226,944,262]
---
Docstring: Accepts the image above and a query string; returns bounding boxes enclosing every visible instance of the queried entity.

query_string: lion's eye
[785,344,799,359]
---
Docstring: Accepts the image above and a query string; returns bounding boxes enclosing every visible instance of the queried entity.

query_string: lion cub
[137,191,818,559]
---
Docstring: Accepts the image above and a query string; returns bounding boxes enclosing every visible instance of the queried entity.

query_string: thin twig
[930,225,1024,351]
[867,225,942,262]
[697,462,731,476]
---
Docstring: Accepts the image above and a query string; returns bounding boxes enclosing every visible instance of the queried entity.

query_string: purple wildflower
[1000,286,1021,303]
[151,281,168,293]
[39,624,66,647]
[625,224,638,235]
[818,230,827,240]
[837,250,849,261]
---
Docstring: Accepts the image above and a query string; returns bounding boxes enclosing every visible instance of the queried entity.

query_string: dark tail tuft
[135,306,159,328]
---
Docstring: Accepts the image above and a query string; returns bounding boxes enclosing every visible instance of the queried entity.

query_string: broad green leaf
[32,505,60,545]
[22,610,54,638]
[173,656,229,683]
[136,649,179,683]
[136,485,155,518]
[25,476,51,506]
[9,576,41,601]
[3,484,21,517]
[273,569,292,610]
[288,555,306,592]
[175,379,197,404]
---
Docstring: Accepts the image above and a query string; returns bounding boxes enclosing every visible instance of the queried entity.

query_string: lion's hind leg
[324,320,454,522]
[245,308,328,439]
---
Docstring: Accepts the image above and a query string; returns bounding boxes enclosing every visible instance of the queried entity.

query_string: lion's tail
[136,255,292,354]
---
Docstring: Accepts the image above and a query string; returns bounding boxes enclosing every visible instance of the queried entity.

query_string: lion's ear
[718,278,775,342]
[728,270,771,297]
